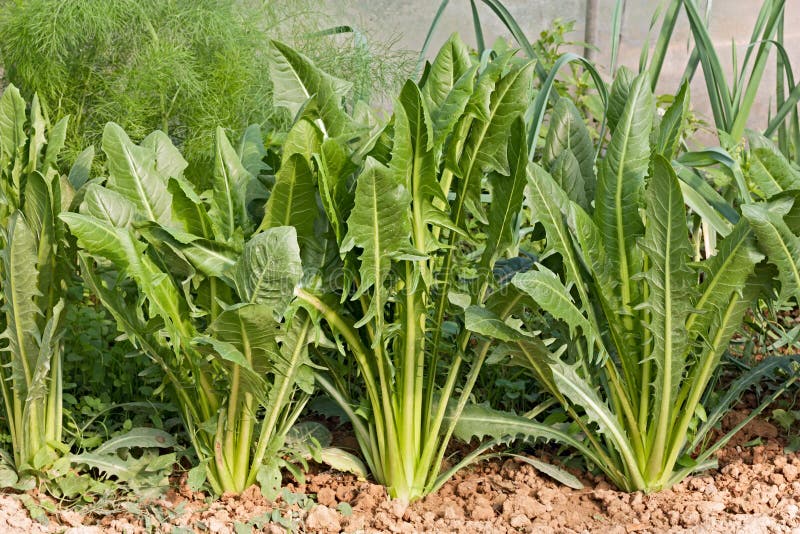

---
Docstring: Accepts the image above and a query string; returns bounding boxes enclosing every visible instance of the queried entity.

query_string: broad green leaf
[257,463,282,500]
[319,448,368,480]
[513,267,598,348]
[137,223,237,278]
[513,455,584,490]
[43,116,69,171]
[141,130,188,179]
[168,177,213,238]
[259,153,316,241]
[233,226,303,310]
[1,213,42,391]
[203,304,281,396]
[210,127,251,240]
[0,84,27,166]
[281,119,322,162]
[68,146,94,191]
[606,66,636,133]
[61,213,190,340]
[549,150,587,210]
[421,33,472,111]
[269,41,354,138]
[21,171,50,237]
[543,98,596,203]
[422,34,477,147]
[465,305,528,342]
[82,184,137,228]
[102,123,172,225]
[187,465,207,491]
[237,124,268,178]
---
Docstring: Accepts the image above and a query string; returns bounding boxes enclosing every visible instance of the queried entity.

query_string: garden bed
[1,413,797,533]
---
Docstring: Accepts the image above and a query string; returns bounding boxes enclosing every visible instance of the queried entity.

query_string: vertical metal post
[584,0,599,59]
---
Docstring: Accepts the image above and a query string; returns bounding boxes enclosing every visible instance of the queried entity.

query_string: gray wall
[331,1,800,130]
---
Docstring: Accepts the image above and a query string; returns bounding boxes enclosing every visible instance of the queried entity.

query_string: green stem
[247,315,311,486]
[213,411,236,492]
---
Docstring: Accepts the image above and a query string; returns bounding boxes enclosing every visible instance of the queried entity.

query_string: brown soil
[2,415,799,533]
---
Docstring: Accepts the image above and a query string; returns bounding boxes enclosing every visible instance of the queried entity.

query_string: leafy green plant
[261,34,563,501]
[61,122,316,495]
[467,70,799,492]
[0,85,77,481]
[61,287,157,405]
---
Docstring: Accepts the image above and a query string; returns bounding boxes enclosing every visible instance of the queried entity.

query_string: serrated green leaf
[482,117,528,266]
[748,147,800,198]
[341,157,411,320]
[640,156,695,468]
[594,72,652,315]
[742,198,800,303]
[456,61,534,222]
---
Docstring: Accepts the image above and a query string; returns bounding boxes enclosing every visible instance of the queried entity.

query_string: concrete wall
[330,1,800,130]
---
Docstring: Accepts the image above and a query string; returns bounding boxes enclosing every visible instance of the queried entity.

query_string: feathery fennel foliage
[0,0,412,175]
